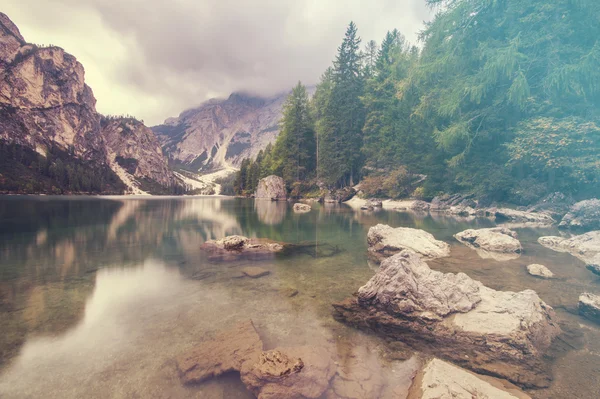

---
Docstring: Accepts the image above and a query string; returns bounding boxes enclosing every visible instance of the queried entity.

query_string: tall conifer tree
[317,22,366,187]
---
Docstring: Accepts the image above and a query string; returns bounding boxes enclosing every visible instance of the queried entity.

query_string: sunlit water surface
[0,196,599,398]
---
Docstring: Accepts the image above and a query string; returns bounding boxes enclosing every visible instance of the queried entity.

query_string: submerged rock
[293,203,311,213]
[242,266,271,278]
[493,208,555,225]
[586,261,600,276]
[177,321,338,398]
[279,287,299,297]
[200,235,284,261]
[454,227,522,261]
[255,175,287,200]
[559,199,600,231]
[367,224,450,263]
[333,250,561,388]
[527,264,554,279]
[579,293,600,324]
[325,346,386,399]
[538,231,600,264]
[411,358,531,399]
[241,346,336,399]
[176,320,263,384]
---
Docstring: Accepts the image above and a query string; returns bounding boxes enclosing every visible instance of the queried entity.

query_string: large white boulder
[255,175,287,200]
[333,250,561,388]
[559,199,600,231]
[538,231,600,264]
[454,227,522,261]
[367,224,450,263]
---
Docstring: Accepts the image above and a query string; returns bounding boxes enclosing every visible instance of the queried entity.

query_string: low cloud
[4,0,432,125]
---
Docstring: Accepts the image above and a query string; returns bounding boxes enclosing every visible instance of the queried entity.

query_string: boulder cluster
[334,250,561,388]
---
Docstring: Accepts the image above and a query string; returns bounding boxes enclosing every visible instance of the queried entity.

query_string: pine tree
[316,22,366,188]
[272,82,316,185]
[411,0,600,197]
[363,40,378,77]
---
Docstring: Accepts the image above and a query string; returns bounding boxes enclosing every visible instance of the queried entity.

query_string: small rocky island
[200,235,285,261]
[367,224,450,263]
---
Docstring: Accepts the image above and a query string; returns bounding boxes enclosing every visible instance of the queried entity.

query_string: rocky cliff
[0,14,107,165]
[153,89,313,172]
[0,12,177,194]
[101,117,177,193]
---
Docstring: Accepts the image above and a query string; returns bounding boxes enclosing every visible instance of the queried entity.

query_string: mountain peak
[227,92,266,108]
[0,13,25,44]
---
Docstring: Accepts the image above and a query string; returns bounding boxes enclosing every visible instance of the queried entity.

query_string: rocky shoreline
[345,193,600,232]
[184,189,600,397]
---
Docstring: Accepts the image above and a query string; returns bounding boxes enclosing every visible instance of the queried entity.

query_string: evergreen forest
[234,0,600,205]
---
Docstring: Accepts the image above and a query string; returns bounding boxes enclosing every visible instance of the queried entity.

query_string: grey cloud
[4,0,432,124]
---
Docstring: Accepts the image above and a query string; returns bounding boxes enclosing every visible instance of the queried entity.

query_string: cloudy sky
[4,0,432,125]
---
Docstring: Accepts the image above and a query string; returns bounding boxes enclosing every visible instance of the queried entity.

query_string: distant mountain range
[153,91,293,173]
[0,12,295,194]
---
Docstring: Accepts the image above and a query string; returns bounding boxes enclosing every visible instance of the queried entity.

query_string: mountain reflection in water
[0,196,599,398]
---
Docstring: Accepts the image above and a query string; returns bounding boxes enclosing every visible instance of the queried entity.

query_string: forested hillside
[234,0,600,204]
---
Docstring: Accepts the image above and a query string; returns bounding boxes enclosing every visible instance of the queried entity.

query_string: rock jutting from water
[527,264,554,279]
[579,293,600,324]
[409,358,532,399]
[293,203,311,213]
[454,227,522,261]
[538,231,600,265]
[332,250,561,388]
[493,208,556,225]
[200,235,284,261]
[559,199,600,231]
[367,224,450,263]
[255,175,287,200]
